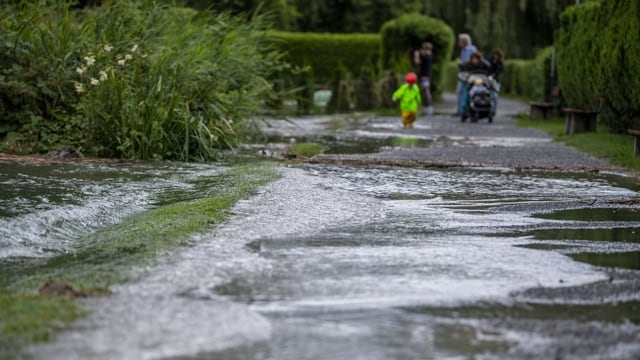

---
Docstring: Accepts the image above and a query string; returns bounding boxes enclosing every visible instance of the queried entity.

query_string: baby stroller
[458,73,496,123]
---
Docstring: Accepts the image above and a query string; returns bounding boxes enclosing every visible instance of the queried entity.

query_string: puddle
[535,208,640,222]
[407,301,640,325]
[570,251,640,270]
[260,135,431,155]
[515,243,577,251]
[531,227,640,243]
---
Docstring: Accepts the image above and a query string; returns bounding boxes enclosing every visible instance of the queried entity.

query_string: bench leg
[530,108,540,120]
[565,114,573,134]
[635,137,640,157]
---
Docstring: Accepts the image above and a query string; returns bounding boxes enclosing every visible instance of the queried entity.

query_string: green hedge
[269,31,380,113]
[269,31,380,82]
[557,0,640,132]
[380,13,455,98]
[500,47,553,100]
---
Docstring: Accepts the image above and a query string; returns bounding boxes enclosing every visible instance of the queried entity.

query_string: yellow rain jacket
[392,84,422,112]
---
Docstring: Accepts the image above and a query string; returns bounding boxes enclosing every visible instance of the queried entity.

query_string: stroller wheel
[471,116,478,123]
[461,114,467,123]
[488,116,493,123]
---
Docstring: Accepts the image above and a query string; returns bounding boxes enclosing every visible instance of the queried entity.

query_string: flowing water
[2,162,640,359]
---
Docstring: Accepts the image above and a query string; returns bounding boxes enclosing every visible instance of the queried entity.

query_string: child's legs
[402,111,417,128]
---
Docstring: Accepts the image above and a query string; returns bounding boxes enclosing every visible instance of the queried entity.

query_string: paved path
[261,94,612,171]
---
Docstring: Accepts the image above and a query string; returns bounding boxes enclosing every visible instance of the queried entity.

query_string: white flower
[98,71,108,82]
[104,44,113,52]
[117,59,126,66]
[124,54,133,61]
[75,66,86,75]
[131,44,138,53]
[73,82,85,93]
[84,55,95,67]
[90,78,100,86]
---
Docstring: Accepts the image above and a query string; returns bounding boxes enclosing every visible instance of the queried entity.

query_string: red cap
[405,73,417,84]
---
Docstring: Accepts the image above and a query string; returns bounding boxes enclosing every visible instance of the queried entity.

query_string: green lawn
[517,116,640,171]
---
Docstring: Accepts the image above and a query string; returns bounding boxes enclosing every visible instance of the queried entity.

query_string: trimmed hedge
[380,13,455,98]
[557,0,640,132]
[269,31,381,113]
[500,47,553,101]
[269,31,380,82]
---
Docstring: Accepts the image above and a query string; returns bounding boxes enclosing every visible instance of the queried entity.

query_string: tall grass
[0,1,285,160]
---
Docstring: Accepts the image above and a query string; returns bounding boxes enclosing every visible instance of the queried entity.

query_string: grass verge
[517,115,640,172]
[0,162,280,354]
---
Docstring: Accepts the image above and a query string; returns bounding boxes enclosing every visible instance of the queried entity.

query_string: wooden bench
[564,108,598,134]
[628,129,640,157]
[529,102,554,120]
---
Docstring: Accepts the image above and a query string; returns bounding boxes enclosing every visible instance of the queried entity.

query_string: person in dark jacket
[458,51,491,75]
[458,52,491,114]
[414,42,434,115]
[488,49,505,116]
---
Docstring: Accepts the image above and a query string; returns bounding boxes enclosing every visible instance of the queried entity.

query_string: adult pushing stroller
[458,72,497,123]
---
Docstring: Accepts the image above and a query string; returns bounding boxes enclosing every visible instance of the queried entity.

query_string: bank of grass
[517,115,640,171]
[0,162,279,354]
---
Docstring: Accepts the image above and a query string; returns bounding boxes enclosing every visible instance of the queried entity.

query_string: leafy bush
[269,31,380,82]
[557,0,640,132]
[0,2,285,160]
[380,13,455,98]
[269,31,380,112]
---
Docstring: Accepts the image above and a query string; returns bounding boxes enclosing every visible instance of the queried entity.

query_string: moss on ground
[288,143,324,157]
[517,115,640,172]
[0,162,280,355]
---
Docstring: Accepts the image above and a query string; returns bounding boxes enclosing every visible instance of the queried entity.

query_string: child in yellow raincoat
[392,73,422,128]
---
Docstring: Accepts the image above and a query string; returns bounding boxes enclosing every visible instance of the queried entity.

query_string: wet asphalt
[24,96,640,360]
[260,94,611,171]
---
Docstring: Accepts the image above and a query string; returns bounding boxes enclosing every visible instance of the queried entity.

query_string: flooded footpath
[4,95,640,359]
[25,164,640,360]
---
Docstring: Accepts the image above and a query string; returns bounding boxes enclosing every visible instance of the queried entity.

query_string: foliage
[0,292,84,352]
[500,47,553,101]
[556,0,640,132]
[190,0,576,59]
[269,31,380,83]
[0,2,285,160]
[380,13,455,98]
[269,31,380,112]
[186,0,298,30]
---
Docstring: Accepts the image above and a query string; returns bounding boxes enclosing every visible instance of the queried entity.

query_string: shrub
[0,2,285,160]
[380,13,455,98]
[269,31,380,112]
[269,31,380,82]
[556,0,640,132]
